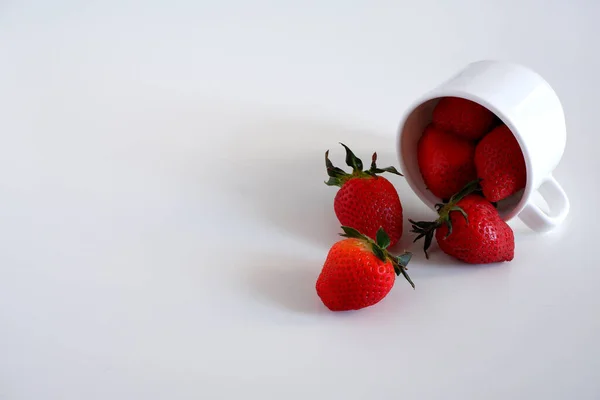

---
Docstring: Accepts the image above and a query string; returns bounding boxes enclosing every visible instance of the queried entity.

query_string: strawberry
[316,226,414,311]
[409,181,514,264]
[417,124,477,200]
[325,143,404,247]
[475,124,526,202]
[432,96,496,140]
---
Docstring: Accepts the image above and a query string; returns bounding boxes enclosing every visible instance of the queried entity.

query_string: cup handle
[518,175,570,232]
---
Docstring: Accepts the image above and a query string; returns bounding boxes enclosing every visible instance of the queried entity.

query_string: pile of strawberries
[315,97,527,312]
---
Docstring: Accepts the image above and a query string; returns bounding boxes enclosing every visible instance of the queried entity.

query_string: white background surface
[1,1,599,399]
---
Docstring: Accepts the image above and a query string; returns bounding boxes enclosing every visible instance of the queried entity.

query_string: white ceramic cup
[397,60,569,232]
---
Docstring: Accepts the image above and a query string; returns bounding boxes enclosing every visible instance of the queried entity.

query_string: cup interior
[398,96,526,220]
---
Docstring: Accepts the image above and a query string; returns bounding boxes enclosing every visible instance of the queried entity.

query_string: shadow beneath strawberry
[219,115,405,248]
[231,151,340,248]
[244,261,326,314]
[401,245,514,283]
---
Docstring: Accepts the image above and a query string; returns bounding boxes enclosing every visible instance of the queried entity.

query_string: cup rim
[396,90,533,221]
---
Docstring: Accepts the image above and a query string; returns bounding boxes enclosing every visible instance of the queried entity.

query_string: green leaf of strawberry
[324,143,403,187]
[340,142,363,172]
[409,179,481,258]
[338,225,414,289]
[368,152,403,176]
[376,227,391,249]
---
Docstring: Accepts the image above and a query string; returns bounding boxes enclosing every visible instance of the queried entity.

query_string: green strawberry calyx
[325,143,403,187]
[339,225,414,289]
[408,179,482,259]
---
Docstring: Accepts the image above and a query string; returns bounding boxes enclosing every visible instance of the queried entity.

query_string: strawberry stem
[324,143,402,187]
[339,226,414,289]
[409,179,482,258]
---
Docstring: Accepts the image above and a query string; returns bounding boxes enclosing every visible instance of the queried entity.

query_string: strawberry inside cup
[474,124,527,202]
[398,95,528,218]
[432,96,496,140]
[416,123,477,200]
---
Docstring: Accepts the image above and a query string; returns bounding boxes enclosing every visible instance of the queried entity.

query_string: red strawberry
[475,124,526,202]
[316,226,414,311]
[409,182,514,264]
[325,144,404,247]
[432,96,496,140]
[417,124,477,200]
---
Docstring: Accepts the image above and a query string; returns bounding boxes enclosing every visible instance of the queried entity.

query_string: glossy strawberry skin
[435,195,514,264]
[316,238,396,311]
[475,124,527,202]
[334,177,403,247]
[432,97,496,140]
[417,124,477,200]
